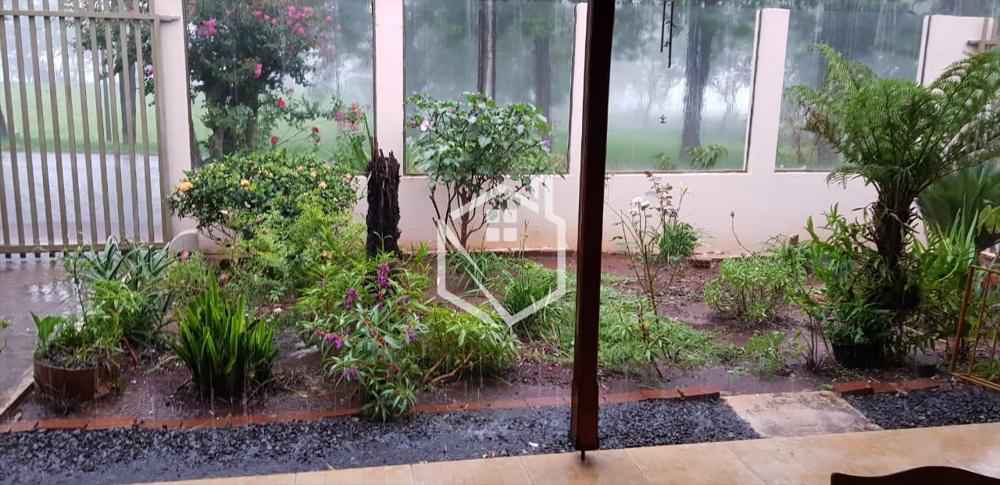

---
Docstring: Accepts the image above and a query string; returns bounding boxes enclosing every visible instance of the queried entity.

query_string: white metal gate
[0,0,176,255]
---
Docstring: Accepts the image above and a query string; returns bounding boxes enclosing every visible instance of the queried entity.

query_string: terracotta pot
[33,359,117,402]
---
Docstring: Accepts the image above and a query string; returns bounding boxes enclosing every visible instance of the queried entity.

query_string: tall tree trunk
[680,0,719,157]
[477,0,496,98]
[0,109,6,142]
[533,34,551,120]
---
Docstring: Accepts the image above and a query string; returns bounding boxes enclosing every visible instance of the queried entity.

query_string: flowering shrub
[407,93,556,247]
[168,150,356,242]
[308,259,428,420]
[186,0,332,157]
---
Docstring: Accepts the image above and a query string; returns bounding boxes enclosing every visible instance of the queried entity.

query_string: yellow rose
[318,181,328,189]
[240,179,252,189]
[177,180,194,193]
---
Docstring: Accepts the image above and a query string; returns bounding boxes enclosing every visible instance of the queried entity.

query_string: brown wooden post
[570,0,615,453]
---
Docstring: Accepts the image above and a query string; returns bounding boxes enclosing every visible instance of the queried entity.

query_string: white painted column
[744,8,789,177]
[152,0,196,250]
[567,2,587,177]
[918,16,996,86]
[373,0,405,160]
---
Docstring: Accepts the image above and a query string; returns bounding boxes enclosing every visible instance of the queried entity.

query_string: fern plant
[173,280,277,399]
[791,45,1000,353]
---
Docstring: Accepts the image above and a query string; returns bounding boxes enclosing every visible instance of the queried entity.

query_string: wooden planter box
[33,359,117,402]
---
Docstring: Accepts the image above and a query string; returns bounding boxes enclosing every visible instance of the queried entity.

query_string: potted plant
[32,313,122,402]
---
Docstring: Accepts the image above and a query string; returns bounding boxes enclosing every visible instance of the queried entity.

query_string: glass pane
[777,0,1000,171]
[404,0,576,173]
[607,0,756,172]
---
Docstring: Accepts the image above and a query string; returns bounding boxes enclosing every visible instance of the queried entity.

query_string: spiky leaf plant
[173,280,277,399]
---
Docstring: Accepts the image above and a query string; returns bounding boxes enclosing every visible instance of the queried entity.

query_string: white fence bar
[918,15,996,86]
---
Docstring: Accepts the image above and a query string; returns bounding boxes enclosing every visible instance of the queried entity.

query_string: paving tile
[524,396,568,408]
[677,386,720,400]
[832,381,873,396]
[605,391,645,404]
[870,382,899,394]
[628,443,765,485]
[519,449,650,485]
[899,378,940,392]
[412,456,528,485]
[295,465,412,485]
[37,418,90,431]
[640,388,682,401]
[724,391,880,438]
[727,431,958,485]
[138,419,183,431]
[87,417,137,430]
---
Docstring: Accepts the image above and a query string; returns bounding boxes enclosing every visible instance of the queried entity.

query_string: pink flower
[270,135,279,146]
[312,126,320,134]
[334,111,345,122]
[303,7,314,17]
[253,10,264,20]
[325,15,333,23]
[277,98,287,110]
[294,25,306,36]
[253,63,263,80]
[196,18,218,38]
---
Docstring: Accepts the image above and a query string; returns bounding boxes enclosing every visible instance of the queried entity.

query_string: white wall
[178,4,992,255]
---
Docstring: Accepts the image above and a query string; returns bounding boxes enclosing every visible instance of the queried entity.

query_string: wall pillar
[152,0,196,250]
[918,16,996,86]
[744,8,789,177]
[373,0,405,160]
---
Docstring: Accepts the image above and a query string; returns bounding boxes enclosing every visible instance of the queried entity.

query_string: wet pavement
[0,258,74,413]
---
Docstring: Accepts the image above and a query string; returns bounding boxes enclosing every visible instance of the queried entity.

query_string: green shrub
[918,162,1000,252]
[420,306,519,379]
[743,331,791,376]
[162,253,218,310]
[168,150,356,242]
[173,281,277,399]
[68,238,174,348]
[704,256,800,325]
[502,261,563,339]
[229,197,366,304]
[659,221,698,264]
[32,314,122,369]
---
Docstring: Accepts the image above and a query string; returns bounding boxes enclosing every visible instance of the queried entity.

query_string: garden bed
[0,398,757,485]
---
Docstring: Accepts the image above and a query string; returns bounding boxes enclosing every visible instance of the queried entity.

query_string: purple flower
[196,18,218,38]
[342,367,359,383]
[343,288,359,310]
[377,263,391,289]
[405,327,418,344]
[324,333,344,350]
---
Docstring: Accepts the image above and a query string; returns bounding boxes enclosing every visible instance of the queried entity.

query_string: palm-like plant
[791,45,1000,344]
[918,162,1000,252]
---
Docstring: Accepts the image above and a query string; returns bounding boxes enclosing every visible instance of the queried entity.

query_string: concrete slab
[724,391,881,438]
[0,260,74,412]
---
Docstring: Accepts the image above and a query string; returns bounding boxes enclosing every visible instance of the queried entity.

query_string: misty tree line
[3,0,999,161]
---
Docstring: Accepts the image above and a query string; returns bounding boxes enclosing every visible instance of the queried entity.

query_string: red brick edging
[0,385,721,435]
[832,378,940,397]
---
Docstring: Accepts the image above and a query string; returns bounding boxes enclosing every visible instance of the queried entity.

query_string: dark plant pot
[916,363,938,378]
[832,342,885,369]
[33,359,116,403]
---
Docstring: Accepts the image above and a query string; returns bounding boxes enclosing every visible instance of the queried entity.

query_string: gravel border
[845,385,1000,430]
[0,399,757,484]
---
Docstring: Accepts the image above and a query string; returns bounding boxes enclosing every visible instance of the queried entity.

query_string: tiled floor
[147,422,1000,485]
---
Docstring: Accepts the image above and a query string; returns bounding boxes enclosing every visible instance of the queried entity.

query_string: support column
[918,16,996,86]
[744,8,789,177]
[570,0,614,453]
[152,0,196,250]
[373,0,405,161]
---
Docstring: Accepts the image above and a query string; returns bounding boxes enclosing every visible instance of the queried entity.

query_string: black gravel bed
[0,398,757,484]
[846,385,1000,430]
